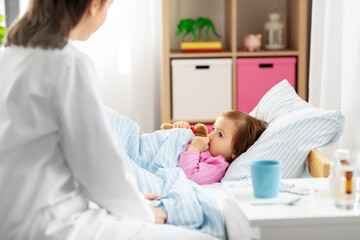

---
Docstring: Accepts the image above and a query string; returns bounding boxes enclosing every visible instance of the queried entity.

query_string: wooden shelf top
[170,51,233,58]
[236,49,299,57]
[168,49,299,59]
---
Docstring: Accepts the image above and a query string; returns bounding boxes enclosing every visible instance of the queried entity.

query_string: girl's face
[208,116,236,160]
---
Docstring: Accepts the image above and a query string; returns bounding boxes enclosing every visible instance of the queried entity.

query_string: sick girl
[175,110,267,185]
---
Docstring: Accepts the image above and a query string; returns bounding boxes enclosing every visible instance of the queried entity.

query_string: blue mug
[251,160,281,198]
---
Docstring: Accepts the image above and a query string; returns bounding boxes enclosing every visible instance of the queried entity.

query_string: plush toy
[160,123,208,137]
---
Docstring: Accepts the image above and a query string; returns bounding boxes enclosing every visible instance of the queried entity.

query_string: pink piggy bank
[243,34,262,52]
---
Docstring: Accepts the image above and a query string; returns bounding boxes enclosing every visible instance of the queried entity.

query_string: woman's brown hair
[222,110,267,163]
[4,0,107,49]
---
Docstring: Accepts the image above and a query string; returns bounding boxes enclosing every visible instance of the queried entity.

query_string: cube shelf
[162,0,309,124]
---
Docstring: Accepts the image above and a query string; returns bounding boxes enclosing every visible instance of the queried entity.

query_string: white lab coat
[0,42,216,240]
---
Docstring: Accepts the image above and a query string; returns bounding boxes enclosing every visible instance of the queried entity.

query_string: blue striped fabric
[222,80,344,181]
[104,106,225,239]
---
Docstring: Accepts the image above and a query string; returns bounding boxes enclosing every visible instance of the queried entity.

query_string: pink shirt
[177,143,230,185]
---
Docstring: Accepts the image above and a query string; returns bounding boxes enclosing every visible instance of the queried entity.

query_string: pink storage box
[236,57,296,113]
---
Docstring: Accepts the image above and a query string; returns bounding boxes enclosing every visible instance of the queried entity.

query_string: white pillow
[222,80,344,181]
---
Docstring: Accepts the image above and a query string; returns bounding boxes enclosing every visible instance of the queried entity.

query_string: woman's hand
[150,206,167,224]
[143,193,161,200]
[143,193,167,224]
[172,121,191,129]
[188,136,209,152]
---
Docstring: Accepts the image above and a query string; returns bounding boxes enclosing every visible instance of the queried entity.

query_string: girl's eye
[218,132,223,138]
[212,126,215,132]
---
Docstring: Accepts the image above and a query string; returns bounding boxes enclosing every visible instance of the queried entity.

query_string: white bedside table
[223,178,360,240]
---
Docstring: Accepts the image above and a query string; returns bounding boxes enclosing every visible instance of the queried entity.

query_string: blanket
[104,107,224,240]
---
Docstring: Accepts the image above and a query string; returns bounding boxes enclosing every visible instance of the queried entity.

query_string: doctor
[0,0,216,239]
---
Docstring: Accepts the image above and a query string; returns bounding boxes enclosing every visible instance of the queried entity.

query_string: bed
[105,80,343,240]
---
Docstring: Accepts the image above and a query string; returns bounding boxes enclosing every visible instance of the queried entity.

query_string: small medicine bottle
[333,149,356,209]
[330,149,350,197]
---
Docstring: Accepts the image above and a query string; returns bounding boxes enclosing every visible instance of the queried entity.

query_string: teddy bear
[160,122,208,137]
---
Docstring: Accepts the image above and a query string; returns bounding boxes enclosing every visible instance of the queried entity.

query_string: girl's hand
[172,121,191,129]
[188,136,209,152]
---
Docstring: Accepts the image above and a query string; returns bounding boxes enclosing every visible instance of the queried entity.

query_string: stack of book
[181,41,223,53]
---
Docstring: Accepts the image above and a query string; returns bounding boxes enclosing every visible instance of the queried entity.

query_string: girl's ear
[231,152,236,160]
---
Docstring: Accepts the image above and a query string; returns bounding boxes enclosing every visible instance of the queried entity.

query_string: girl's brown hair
[222,110,267,163]
[4,0,107,49]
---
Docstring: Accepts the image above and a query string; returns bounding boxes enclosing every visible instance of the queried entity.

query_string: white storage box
[171,58,232,121]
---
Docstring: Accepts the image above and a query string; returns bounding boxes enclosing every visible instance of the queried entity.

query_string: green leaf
[0,27,6,35]
[0,15,7,46]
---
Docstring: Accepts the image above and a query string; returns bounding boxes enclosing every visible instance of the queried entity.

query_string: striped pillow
[222,80,344,181]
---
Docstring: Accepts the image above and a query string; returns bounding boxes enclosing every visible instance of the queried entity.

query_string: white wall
[0,0,5,16]
[75,0,162,133]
